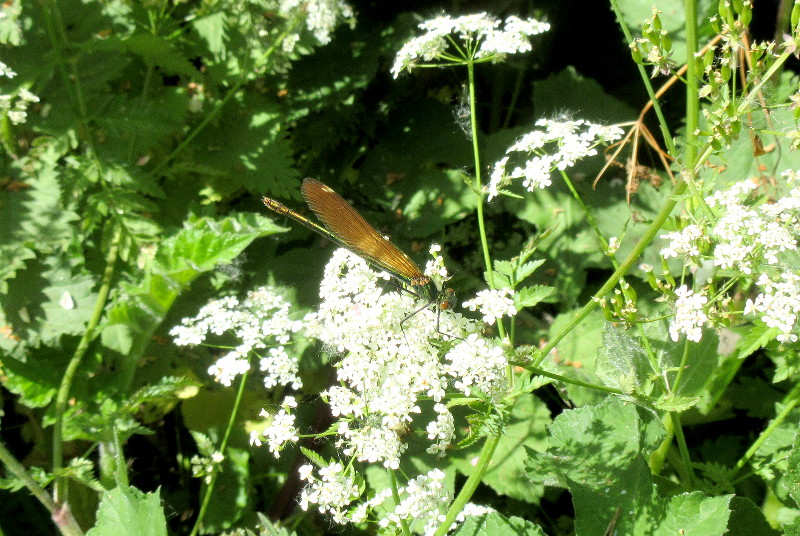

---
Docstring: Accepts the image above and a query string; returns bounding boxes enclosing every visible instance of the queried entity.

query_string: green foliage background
[1,0,800,535]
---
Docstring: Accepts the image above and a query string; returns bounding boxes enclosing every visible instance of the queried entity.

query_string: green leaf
[527,398,731,534]
[597,322,652,394]
[514,284,555,309]
[543,308,606,406]
[85,486,167,536]
[454,396,550,503]
[452,512,546,536]
[192,11,227,57]
[104,212,283,389]
[727,496,782,536]
[192,95,301,198]
[121,34,197,76]
[788,443,800,508]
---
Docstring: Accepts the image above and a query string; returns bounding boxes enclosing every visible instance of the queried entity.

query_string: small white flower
[744,272,800,343]
[462,288,517,325]
[444,334,508,400]
[277,0,354,51]
[298,462,361,524]
[381,469,451,535]
[668,286,709,342]
[255,405,300,457]
[660,224,705,260]
[0,61,16,78]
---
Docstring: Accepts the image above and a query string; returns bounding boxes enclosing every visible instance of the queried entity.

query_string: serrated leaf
[85,486,167,536]
[652,395,701,412]
[192,95,300,197]
[514,285,554,308]
[788,444,800,508]
[122,34,197,76]
[451,512,546,536]
[104,212,284,389]
[597,322,651,393]
[300,447,329,469]
[733,323,779,360]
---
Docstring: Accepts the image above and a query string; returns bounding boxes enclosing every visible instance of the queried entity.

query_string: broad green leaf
[647,493,731,536]
[452,512,546,536]
[85,486,167,536]
[543,308,606,407]
[597,322,652,394]
[727,496,782,536]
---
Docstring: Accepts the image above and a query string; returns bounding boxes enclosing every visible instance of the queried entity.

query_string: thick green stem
[0,440,84,536]
[466,62,506,343]
[53,229,121,502]
[433,433,501,536]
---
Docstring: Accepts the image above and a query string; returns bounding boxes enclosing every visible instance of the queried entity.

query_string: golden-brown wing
[301,178,428,285]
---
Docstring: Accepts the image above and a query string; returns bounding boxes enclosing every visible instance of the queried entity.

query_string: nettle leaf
[38,266,97,344]
[85,486,167,536]
[2,345,68,408]
[527,398,733,534]
[597,322,652,394]
[452,512,546,536]
[104,212,282,387]
[543,308,606,407]
[192,94,300,198]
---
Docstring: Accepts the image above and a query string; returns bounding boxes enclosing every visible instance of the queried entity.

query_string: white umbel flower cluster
[170,286,304,389]
[462,288,517,325]
[305,249,506,470]
[392,13,550,77]
[488,119,624,200]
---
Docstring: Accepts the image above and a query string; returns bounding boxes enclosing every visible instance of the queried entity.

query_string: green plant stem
[389,470,411,536]
[669,411,696,487]
[0,440,84,536]
[733,382,800,475]
[189,367,251,536]
[53,228,121,502]
[683,0,700,193]
[609,0,676,156]
[520,365,626,397]
[432,433,501,536]
[465,62,506,344]
[558,170,662,377]
[531,179,687,368]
